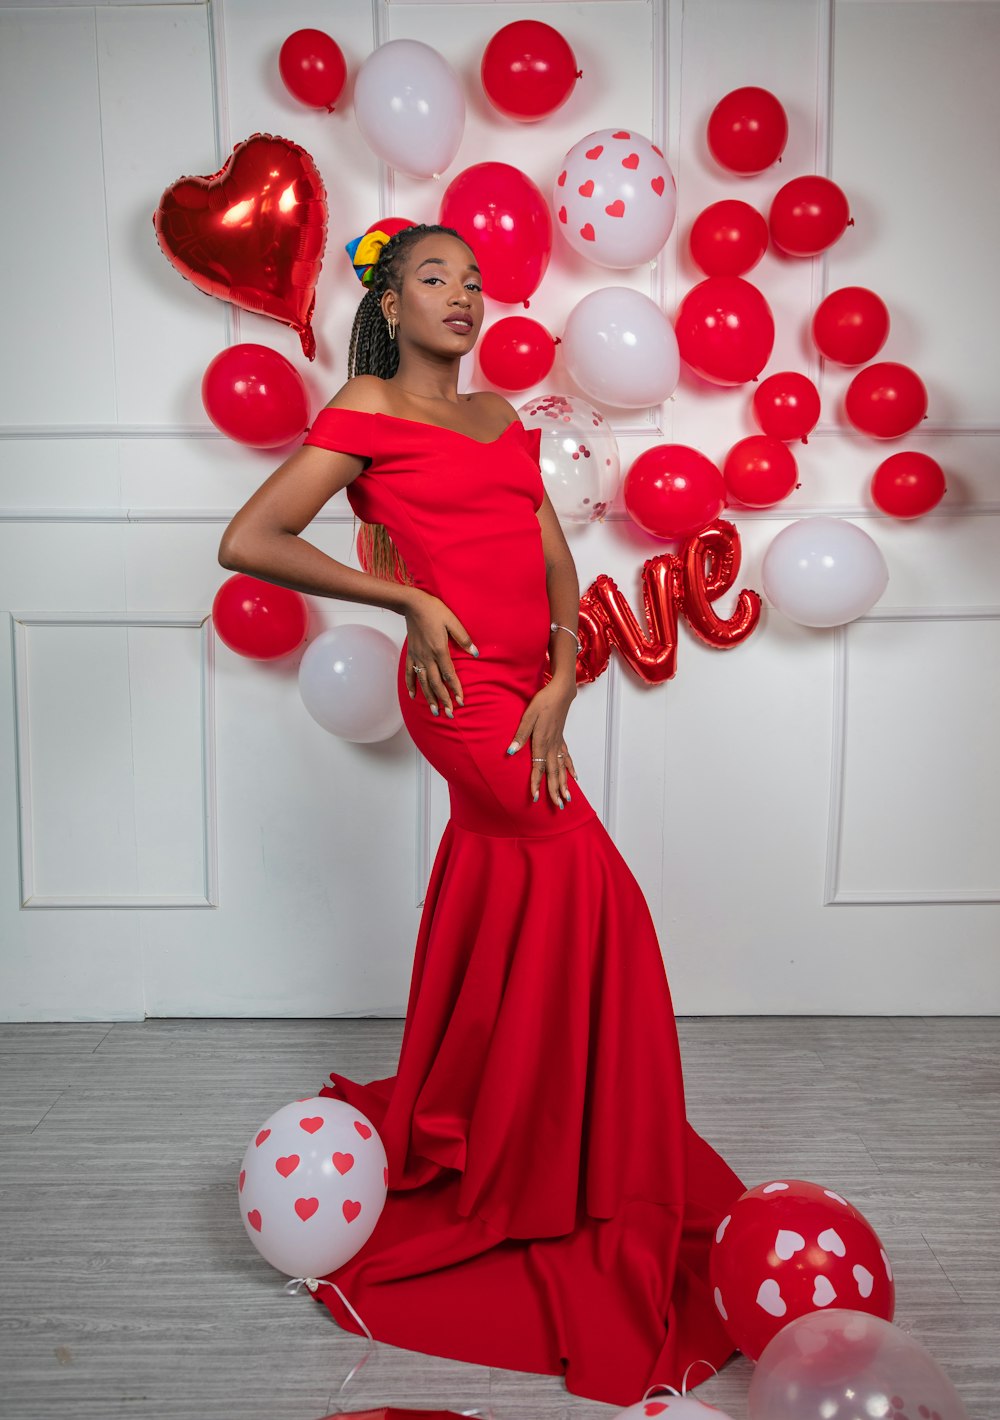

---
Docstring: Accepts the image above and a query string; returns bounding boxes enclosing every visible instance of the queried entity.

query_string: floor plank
[0,1017,994,1419]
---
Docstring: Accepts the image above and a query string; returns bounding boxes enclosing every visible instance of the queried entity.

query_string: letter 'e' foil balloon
[153,133,328,359]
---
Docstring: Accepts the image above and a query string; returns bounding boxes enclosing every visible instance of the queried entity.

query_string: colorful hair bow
[345,218,418,286]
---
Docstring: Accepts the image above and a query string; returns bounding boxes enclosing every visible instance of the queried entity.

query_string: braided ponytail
[347,223,464,583]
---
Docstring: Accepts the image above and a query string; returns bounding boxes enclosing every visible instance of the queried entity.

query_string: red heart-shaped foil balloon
[153,133,327,359]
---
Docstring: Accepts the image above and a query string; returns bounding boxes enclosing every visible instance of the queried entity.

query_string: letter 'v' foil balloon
[153,133,328,359]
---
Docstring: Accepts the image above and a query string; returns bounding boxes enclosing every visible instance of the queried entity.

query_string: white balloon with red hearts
[238,1096,388,1277]
[615,1393,735,1418]
[554,128,677,268]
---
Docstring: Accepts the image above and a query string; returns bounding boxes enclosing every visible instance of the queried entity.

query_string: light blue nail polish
[557,800,564,810]
[469,644,479,657]
[506,742,518,755]
[532,791,539,803]
[444,707,454,719]
[430,705,439,716]
[564,792,572,803]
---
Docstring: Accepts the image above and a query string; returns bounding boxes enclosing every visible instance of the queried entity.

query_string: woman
[219,222,745,1406]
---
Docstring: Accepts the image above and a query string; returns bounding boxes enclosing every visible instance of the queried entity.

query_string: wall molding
[824,605,1000,906]
[9,611,218,910]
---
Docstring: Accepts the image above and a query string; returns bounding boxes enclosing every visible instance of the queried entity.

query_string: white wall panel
[828,1,1000,427]
[834,613,1000,901]
[0,9,117,426]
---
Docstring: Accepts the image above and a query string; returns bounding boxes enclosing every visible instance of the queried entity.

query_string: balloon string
[641,1358,719,1402]
[283,1277,378,1392]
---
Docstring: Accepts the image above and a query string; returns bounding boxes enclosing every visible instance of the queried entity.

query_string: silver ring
[412,664,425,674]
[556,752,564,759]
[531,757,546,763]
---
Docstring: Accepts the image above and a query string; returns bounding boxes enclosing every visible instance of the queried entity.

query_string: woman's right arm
[217,388,475,714]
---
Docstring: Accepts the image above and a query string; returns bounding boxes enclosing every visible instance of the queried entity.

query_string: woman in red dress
[218,223,745,1407]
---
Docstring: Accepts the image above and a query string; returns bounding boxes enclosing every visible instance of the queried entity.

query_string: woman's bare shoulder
[468,389,520,428]
[322,376,392,416]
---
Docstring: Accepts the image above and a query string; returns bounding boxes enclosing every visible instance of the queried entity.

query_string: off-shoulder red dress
[300,407,744,1405]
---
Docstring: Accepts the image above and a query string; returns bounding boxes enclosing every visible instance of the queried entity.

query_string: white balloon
[555,128,677,268]
[354,39,465,179]
[762,517,889,628]
[238,1096,387,1279]
[517,393,621,525]
[298,625,403,742]
[562,287,680,408]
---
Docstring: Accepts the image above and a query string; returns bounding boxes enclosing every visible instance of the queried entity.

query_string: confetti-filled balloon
[749,1310,971,1420]
[554,128,676,268]
[239,1096,388,1278]
[518,393,621,524]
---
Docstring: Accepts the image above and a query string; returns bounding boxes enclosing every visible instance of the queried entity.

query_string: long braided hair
[348,222,466,583]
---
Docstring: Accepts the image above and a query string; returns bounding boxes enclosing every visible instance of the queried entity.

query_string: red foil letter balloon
[575,519,761,686]
[153,133,328,359]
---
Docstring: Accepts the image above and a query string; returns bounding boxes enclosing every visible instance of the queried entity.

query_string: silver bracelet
[550,621,581,654]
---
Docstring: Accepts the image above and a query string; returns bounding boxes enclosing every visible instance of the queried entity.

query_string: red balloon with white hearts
[709,1178,895,1362]
[554,128,676,268]
[238,1096,388,1278]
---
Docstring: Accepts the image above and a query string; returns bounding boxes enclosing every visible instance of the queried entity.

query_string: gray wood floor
[0,1017,996,1420]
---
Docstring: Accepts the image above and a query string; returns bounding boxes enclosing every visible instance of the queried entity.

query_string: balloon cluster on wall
[151,22,951,733]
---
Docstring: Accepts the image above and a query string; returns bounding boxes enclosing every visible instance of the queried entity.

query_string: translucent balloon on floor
[517,393,621,524]
[298,625,403,741]
[762,517,888,627]
[239,1096,388,1279]
[562,287,680,408]
[749,1310,971,1420]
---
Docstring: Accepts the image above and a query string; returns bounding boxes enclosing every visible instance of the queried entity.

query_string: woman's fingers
[506,711,535,756]
[405,661,417,700]
[437,652,464,709]
[447,615,480,662]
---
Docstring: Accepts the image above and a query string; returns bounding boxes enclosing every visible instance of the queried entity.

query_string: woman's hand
[403,590,478,718]
[507,679,578,808]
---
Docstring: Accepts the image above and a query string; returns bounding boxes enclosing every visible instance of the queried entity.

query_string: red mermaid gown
[301,409,744,1406]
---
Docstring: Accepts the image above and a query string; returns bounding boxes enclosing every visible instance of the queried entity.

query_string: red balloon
[440,163,552,306]
[871,451,946,518]
[689,200,768,277]
[845,362,928,438]
[153,133,328,360]
[723,435,798,508]
[769,175,852,257]
[212,575,309,661]
[709,1178,895,1362]
[812,286,890,365]
[624,445,726,540]
[202,344,310,448]
[278,29,346,111]
[752,371,821,442]
[674,277,775,386]
[707,87,788,175]
[481,20,580,122]
[479,318,556,391]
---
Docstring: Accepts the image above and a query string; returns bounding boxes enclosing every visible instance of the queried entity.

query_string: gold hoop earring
[387,316,397,340]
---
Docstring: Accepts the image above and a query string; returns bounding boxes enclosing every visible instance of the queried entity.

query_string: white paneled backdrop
[1,0,997,1021]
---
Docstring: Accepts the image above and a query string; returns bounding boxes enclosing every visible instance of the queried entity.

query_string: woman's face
[383,233,485,356]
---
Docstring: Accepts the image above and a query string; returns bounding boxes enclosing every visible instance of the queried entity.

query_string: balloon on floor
[239,1096,388,1279]
[748,1309,971,1420]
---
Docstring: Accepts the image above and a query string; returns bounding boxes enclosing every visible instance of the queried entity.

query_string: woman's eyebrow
[415,257,482,276]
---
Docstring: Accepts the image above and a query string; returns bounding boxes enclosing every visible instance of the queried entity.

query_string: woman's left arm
[507,490,581,809]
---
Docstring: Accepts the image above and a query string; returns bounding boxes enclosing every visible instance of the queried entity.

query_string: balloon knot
[553,336,562,346]
[801,435,808,444]
[576,70,584,79]
[847,217,856,226]
[523,299,530,309]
